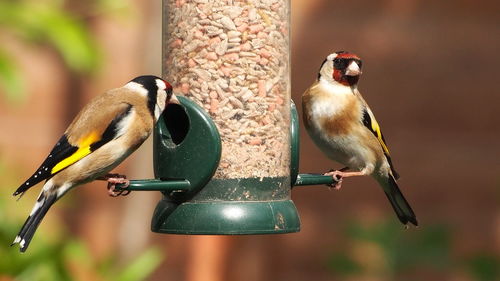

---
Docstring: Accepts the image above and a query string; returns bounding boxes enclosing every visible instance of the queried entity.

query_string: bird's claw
[324,170,344,190]
[106,174,130,197]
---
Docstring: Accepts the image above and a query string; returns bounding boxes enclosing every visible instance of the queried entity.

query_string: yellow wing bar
[51,132,99,174]
[369,117,390,155]
[362,108,390,155]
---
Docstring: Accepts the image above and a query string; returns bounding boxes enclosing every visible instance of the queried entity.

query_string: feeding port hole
[163,103,190,145]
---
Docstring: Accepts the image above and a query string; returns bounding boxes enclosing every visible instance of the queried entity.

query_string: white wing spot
[26,182,29,185]
[34,175,37,178]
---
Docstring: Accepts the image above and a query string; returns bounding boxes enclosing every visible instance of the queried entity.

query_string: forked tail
[11,190,57,252]
[378,174,418,226]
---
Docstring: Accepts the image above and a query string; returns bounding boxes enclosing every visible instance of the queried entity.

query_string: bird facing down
[302,51,418,226]
[11,75,178,252]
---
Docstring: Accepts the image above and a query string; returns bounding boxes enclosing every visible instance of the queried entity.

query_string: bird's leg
[107,176,130,197]
[97,173,130,197]
[324,167,349,190]
[324,167,369,190]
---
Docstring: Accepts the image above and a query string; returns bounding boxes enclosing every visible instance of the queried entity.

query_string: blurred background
[1,0,499,280]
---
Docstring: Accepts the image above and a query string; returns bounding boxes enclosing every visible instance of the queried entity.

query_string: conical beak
[345,61,362,76]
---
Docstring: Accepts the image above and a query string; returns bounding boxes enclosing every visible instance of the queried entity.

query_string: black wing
[361,108,400,179]
[13,104,133,197]
[13,135,78,196]
[89,104,132,151]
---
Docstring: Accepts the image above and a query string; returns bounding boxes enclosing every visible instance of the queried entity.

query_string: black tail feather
[12,192,57,252]
[382,175,418,226]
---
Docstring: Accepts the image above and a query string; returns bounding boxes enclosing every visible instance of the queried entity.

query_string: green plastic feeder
[115,97,337,234]
[154,96,298,234]
[112,0,338,235]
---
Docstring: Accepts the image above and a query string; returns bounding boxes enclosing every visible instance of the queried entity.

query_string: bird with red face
[302,51,418,226]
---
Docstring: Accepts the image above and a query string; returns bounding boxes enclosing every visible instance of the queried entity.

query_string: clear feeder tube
[163,0,290,182]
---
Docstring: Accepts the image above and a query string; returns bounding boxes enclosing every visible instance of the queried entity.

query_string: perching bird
[11,75,178,252]
[302,51,418,226]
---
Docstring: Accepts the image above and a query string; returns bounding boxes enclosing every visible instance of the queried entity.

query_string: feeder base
[151,199,300,235]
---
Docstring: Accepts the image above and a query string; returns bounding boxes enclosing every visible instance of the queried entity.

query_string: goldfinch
[11,75,178,252]
[302,51,418,226]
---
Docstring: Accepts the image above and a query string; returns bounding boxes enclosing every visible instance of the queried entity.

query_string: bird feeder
[115,0,337,234]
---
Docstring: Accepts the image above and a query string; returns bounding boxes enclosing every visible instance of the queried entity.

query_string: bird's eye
[333,58,347,70]
[356,60,362,68]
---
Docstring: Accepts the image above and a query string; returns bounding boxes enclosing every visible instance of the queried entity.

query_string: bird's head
[127,75,179,121]
[318,51,362,87]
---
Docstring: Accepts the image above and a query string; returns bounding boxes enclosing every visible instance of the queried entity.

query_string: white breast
[309,79,354,127]
[305,80,375,171]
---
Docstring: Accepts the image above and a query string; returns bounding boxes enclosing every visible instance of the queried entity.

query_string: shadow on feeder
[114,95,338,235]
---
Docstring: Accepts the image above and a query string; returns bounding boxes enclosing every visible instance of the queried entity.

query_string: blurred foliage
[0,158,164,281]
[0,0,125,102]
[465,253,500,281]
[0,0,101,71]
[327,219,500,281]
[0,1,164,279]
[0,49,25,102]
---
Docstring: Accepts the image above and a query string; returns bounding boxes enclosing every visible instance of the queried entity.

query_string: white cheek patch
[155,79,166,91]
[320,63,334,83]
[327,53,338,61]
[124,82,148,96]
[155,90,167,121]
[154,105,162,122]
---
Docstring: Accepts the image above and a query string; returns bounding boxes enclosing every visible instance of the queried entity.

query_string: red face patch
[164,80,173,91]
[330,51,362,86]
[333,69,343,83]
[335,52,361,60]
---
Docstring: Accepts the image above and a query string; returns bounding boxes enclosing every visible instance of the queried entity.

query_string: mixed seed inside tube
[163,0,290,179]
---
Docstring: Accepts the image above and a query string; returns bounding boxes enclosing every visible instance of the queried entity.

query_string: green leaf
[114,248,164,281]
[465,253,500,281]
[94,0,132,17]
[36,6,101,73]
[0,48,25,102]
[337,219,453,276]
[0,1,101,74]
[327,252,363,276]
